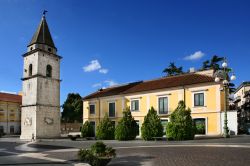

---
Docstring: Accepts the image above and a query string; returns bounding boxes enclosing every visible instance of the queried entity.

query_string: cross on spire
[43,10,48,17]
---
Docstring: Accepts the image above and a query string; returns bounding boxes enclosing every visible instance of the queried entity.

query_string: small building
[234,82,250,108]
[0,92,22,134]
[83,69,238,136]
[234,82,250,134]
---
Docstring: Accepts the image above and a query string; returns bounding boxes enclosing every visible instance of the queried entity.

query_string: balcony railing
[234,96,241,103]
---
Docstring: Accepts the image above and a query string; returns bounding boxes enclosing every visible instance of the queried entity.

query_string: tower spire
[28,11,56,49]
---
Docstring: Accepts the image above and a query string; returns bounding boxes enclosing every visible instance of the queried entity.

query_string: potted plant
[78,141,116,166]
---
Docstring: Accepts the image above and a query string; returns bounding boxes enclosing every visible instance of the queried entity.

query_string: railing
[234,96,241,103]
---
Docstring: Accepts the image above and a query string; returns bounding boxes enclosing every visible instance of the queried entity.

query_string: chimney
[189,67,195,73]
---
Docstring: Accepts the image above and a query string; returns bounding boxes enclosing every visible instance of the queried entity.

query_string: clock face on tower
[20,13,61,140]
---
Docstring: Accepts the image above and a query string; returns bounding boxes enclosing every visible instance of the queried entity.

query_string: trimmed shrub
[195,123,205,134]
[78,141,116,166]
[141,107,163,140]
[166,101,196,140]
[81,121,95,138]
[115,108,138,141]
[96,114,115,140]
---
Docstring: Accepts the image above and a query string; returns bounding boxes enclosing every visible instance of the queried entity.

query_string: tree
[210,55,224,71]
[228,83,236,94]
[62,93,83,123]
[238,90,250,134]
[166,101,196,140]
[201,55,224,71]
[96,114,115,140]
[141,107,163,140]
[202,60,210,70]
[81,121,95,138]
[163,62,183,76]
[115,108,138,141]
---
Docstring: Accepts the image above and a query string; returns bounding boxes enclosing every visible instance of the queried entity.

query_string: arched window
[29,64,32,76]
[46,65,52,77]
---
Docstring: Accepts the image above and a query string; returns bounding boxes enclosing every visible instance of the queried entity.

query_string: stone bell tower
[20,12,61,139]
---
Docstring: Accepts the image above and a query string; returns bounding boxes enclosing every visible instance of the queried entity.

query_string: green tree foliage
[115,108,138,140]
[209,55,224,71]
[163,62,183,76]
[62,93,83,123]
[78,141,116,166]
[228,83,236,94]
[141,107,163,140]
[96,114,115,140]
[166,101,196,140]
[81,121,95,138]
[201,55,224,71]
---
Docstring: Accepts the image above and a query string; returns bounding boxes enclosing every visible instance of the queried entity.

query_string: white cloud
[83,60,109,74]
[104,80,118,87]
[92,80,118,89]
[99,68,109,74]
[92,83,102,88]
[184,51,205,60]
[83,60,101,72]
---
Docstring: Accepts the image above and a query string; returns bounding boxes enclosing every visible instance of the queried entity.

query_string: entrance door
[194,118,206,135]
[0,126,4,134]
[90,121,95,136]
[135,120,140,136]
[10,126,14,134]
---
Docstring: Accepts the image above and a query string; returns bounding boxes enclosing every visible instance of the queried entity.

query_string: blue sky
[0,0,250,104]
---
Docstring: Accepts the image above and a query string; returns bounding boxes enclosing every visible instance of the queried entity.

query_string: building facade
[234,82,250,108]
[0,92,22,134]
[20,13,61,139]
[234,82,250,134]
[83,69,236,136]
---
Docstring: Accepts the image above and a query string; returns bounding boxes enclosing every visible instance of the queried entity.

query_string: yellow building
[83,69,227,136]
[0,92,22,134]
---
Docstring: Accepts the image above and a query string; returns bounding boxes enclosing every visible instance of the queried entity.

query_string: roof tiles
[83,73,215,100]
[0,93,22,103]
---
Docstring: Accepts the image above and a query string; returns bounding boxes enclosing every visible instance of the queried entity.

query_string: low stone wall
[61,123,82,134]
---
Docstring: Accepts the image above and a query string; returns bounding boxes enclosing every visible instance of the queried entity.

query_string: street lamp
[214,58,236,138]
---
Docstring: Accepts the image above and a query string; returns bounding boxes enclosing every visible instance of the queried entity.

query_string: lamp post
[214,58,236,138]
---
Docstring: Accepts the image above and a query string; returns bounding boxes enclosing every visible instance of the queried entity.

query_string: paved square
[0,136,250,166]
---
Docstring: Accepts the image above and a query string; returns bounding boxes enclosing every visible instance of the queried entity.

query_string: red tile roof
[0,92,22,103]
[83,73,216,100]
[83,81,142,100]
[122,73,215,94]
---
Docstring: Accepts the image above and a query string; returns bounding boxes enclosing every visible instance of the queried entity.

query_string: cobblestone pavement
[109,146,250,166]
[0,135,250,166]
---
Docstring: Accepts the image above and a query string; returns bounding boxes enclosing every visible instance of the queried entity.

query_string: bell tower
[20,12,61,139]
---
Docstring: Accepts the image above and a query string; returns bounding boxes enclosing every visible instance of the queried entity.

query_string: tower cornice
[21,74,62,82]
[22,48,62,59]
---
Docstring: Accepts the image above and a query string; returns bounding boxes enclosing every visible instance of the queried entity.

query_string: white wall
[221,110,238,135]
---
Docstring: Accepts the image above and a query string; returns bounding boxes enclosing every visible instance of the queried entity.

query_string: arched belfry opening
[29,64,32,76]
[46,65,52,77]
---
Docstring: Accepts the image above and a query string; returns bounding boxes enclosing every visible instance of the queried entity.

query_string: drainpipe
[98,98,101,123]
[183,86,186,106]
[6,102,9,135]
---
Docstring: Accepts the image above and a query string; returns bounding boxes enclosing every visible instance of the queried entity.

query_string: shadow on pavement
[108,155,154,166]
[28,144,71,150]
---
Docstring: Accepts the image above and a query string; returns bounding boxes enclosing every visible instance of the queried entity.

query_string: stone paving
[0,135,250,166]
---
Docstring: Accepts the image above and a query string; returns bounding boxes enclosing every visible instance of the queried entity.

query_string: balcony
[234,96,241,103]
